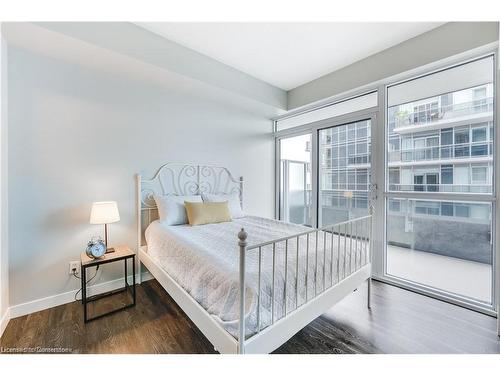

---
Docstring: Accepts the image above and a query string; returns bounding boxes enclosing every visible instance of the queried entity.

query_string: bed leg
[367,277,371,309]
[137,255,142,285]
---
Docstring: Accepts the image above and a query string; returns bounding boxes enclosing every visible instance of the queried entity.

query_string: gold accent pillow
[184,201,232,226]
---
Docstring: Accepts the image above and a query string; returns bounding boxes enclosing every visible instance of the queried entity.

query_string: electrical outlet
[69,261,79,275]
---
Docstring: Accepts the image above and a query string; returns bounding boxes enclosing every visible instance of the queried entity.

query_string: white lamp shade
[90,201,120,224]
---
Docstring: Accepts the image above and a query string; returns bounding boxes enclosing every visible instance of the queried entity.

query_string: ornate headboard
[136,163,243,246]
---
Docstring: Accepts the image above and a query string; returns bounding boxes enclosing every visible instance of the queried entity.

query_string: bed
[137,163,372,354]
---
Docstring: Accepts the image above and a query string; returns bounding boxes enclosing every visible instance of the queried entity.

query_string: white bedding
[145,216,368,339]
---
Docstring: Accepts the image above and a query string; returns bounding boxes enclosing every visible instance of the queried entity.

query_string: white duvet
[145,216,368,339]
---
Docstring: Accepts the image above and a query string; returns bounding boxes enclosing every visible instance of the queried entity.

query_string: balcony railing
[388,142,492,163]
[322,152,371,168]
[389,183,492,194]
[393,98,493,128]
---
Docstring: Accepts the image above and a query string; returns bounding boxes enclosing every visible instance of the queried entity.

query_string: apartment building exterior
[387,83,494,221]
[318,83,493,221]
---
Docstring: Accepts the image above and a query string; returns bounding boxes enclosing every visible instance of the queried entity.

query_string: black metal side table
[80,245,136,323]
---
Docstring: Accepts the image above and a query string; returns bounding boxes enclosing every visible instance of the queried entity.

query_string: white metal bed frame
[136,162,372,354]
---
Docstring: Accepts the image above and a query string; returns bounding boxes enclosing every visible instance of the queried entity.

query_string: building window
[389,168,400,190]
[455,203,470,218]
[414,200,440,216]
[348,170,356,190]
[441,202,454,216]
[389,199,401,212]
[348,123,356,141]
[471,165,488,184]
[356,142,367,155]
[389,137,400,151]
[413,101,439,124]
[471,144,488,156]
[339,128,346,142]
[473,87,488,111]
[474,87,487,99]
[402,136,412,149]
[356,169,368,190]
[356,121,368,138]
[338,170,346,189]
[454,126,469,144]
[441,165,453,184]
[472,125,487,142]
[455,145,470,158]
[441,128,453,144]
[440,128,453,158]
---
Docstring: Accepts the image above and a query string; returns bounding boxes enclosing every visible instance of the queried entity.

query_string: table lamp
[90,201,120,253]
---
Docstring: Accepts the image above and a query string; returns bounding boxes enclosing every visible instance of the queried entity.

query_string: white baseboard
[0,308,10,338]
[9,271,153,320]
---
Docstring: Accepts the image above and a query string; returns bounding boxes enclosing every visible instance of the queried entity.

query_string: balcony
[388,142,492,165]
[303,199,493,303]
[387,245,491,303]
[393,98,494,134]
[386,202,492,303]
[389,183,491,194]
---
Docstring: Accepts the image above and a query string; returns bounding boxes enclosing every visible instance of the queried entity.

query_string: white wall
[0,26,9,335]
[7,45,275,308]
[34,22,287,112]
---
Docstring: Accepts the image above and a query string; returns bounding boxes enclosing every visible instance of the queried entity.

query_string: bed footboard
[237,215,372,354]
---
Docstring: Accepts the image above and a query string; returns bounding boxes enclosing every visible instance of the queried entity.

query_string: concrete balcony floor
[386,245,492,303]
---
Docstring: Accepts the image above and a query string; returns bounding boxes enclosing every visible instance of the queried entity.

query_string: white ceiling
[136,22,444,91]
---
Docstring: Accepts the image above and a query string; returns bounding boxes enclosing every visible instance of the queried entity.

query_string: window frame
[382,52,497,314]
[273,46,499,318]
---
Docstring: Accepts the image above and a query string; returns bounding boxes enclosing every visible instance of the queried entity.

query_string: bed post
[238,228,248,354]
[136,173,142,285]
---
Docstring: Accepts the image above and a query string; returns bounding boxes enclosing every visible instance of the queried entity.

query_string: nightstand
[80,245,136,323]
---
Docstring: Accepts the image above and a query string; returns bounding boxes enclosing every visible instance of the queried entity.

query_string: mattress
[145,215,368,339]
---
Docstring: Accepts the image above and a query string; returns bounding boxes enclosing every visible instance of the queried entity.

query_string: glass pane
[279,134,312,226]
[441,128,453,145]
[319,119,371,226]
[386,198,492,303]
[472,126,487,142]
[387,56,494,195]
[454,127,470,144]
[471,144,487,156]
[471,166,487,183]
[454,145,470,158]
[386,55,495,307]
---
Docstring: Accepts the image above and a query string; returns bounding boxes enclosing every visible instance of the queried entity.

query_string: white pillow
[154,195,202,225]
[201,192,245,219]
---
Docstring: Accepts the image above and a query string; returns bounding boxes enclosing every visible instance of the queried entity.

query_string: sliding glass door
[318,118,373,227]
[384,55,496,309]
[277,111,376,230]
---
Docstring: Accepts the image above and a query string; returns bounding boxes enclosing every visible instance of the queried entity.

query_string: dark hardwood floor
[1,279,499,354]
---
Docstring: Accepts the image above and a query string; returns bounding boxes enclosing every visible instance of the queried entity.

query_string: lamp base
[104,224,115,253]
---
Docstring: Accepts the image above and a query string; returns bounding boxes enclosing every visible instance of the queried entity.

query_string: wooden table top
[81,245,134,266]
